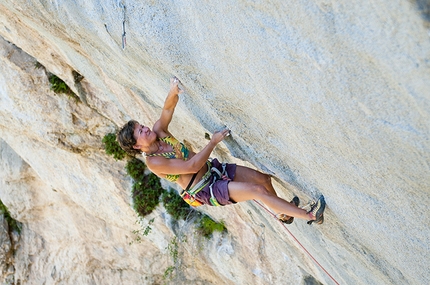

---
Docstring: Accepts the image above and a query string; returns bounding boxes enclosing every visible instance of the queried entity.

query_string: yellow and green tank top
[146,136,190,182]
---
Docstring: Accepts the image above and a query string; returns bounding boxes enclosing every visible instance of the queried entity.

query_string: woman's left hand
[170,76,184,95]
[210,128,231,145]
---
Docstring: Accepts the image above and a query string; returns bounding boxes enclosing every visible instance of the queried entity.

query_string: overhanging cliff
[0,1,429,284]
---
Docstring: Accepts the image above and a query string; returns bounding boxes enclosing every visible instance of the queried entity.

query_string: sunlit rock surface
[0,1,429,284]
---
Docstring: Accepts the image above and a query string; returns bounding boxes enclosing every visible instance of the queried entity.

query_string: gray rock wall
[0,0,429,284]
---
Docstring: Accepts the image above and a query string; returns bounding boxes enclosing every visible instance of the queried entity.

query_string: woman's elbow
[187,162,203,173]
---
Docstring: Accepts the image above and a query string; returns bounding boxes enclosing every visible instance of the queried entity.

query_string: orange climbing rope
[252,199,340,285]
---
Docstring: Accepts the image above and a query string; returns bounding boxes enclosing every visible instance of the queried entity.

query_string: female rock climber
[117,77,325,225]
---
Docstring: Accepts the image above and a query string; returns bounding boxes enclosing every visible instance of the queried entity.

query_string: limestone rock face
[0,1,429,284]
[0,215,13,284]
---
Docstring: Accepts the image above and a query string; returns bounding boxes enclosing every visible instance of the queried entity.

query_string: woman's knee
[261,173,272,185]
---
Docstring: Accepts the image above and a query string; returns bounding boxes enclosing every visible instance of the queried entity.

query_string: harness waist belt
[180,160,230,207]
[181,161,212,197]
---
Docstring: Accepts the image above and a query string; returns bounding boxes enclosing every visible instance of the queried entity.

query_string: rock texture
[0,0,429,284]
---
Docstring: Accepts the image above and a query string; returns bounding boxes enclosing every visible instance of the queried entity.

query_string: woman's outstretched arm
[153,77,183,135]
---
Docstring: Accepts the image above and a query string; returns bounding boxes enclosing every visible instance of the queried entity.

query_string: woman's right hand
[170,76,183,95]
[211,128,231,145]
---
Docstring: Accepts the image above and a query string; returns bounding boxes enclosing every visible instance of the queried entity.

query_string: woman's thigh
[233,165,271,184]
[227,181,268,203]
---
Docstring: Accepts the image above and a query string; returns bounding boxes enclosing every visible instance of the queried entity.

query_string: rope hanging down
[252,199,340,285]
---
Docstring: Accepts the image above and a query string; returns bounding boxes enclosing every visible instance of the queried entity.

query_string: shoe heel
[278,196,300,225]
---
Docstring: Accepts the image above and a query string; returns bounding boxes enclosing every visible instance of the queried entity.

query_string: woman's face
[132,122,155,150]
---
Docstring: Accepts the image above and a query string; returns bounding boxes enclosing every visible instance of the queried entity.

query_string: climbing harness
[253,199,340,285]
[180,161,211,207]
[208,162,231,206]
[180,160,231,207]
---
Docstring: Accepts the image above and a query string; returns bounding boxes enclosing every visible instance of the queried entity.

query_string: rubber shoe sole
[307,195,326,225]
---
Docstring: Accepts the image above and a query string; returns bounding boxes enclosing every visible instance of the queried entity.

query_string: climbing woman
[117,77,325,224]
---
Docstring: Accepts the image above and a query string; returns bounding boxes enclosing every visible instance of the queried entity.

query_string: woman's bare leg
[233,165,277,195]
[233,165,298,220]
[227,181,311,220]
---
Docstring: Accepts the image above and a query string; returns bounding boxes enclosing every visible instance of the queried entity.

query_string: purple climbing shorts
[195,158,237,206]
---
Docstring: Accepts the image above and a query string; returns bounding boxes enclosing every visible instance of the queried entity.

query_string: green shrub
[34,61,43,69]
[131,173,165,217]
[0,199,21,234]
[196,214,226,239]
[125,157,146,181]
[49,74,73,95]
[103,133,127,161]
[162,189,192,221]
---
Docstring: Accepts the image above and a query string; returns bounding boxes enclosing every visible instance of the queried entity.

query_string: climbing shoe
[307,195,326,225]
[278,196,300,224]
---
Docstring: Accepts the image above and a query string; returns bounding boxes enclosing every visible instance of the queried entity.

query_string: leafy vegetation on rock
[0,199,22,234]
[102,133,127,160]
